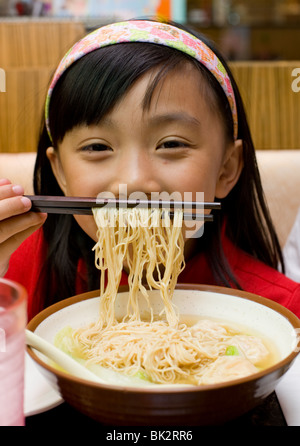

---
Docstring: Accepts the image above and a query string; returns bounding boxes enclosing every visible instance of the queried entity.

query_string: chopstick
[25,195,221,221]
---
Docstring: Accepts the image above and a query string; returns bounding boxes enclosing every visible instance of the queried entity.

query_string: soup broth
[55,313,279,386]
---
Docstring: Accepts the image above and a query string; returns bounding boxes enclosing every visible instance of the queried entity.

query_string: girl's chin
[74,215,98,242]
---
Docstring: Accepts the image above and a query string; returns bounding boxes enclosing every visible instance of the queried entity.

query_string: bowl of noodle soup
[27,206,300,425]
[27,284,300,426]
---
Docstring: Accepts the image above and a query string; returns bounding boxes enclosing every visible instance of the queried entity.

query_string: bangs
[48,43,190,146]
[48,40,233,146]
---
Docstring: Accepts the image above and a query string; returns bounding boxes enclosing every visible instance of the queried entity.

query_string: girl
[2,19,300,320]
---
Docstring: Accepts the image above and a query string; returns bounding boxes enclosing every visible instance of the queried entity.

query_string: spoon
[25,329,106,384]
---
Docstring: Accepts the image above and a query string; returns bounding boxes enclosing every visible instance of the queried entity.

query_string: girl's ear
[215,139,244,199]
[46,147,68,195]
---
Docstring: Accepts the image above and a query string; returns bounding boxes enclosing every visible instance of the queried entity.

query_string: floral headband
[45,20,238,142]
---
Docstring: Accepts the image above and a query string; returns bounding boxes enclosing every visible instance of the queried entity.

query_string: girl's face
[47,63,243,253]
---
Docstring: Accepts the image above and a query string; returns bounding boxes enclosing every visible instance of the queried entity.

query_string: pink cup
[0,278,27,426]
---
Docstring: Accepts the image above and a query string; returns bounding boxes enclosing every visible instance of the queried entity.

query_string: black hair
[33,20,284,310]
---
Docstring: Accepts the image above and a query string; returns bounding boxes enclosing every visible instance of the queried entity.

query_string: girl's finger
[0,181,24,199]
[0,195,32,220]
[0,178,11,186]
[0,220,46,276]
[0,211,47,244]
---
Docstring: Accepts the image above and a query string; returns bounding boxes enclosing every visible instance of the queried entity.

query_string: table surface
[25,391,286,428]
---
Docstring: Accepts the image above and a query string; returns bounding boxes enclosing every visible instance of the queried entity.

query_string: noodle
[92,207,184,328]
[70,207,270,385]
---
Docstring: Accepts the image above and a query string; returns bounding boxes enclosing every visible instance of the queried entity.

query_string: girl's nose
[109,151,162,198]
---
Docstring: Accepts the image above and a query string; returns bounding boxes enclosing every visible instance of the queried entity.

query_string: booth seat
[0,150,300,249]
[256,150,300,248]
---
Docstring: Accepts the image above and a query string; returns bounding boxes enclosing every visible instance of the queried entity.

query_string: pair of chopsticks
[25,195,221,221]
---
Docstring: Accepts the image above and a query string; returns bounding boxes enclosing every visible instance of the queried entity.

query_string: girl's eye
[81,143,112,152]
[158,140,188,149]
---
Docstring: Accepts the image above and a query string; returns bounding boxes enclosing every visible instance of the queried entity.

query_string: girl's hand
[0,178,47,276]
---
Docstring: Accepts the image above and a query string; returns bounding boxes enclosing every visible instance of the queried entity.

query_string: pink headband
[45,20,238,141]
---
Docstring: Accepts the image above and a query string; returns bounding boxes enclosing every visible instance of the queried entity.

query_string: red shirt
[5,228,300,321]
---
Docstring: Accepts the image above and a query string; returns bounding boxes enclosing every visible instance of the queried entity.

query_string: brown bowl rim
[27,284,300,393]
